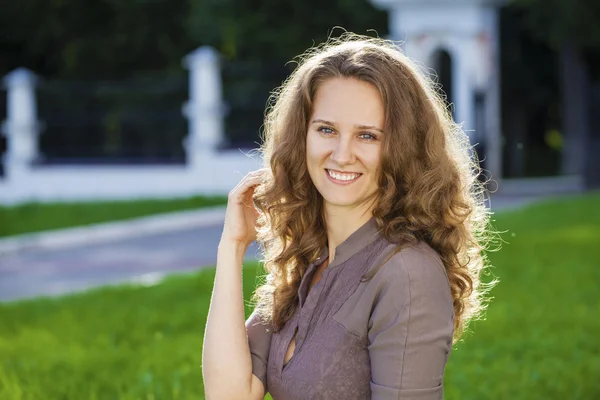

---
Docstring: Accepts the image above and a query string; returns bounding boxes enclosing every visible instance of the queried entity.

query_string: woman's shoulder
[367,240,451,306]
[373,241,446,282]
[332,240,453,339]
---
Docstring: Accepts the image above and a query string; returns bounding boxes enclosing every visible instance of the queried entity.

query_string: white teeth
[327,169,360,181]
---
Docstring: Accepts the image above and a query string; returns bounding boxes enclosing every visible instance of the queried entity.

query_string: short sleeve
[245,308,273,394]
[368,245,455,399]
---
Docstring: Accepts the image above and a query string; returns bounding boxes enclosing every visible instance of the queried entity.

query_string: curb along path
[0,206,227,256]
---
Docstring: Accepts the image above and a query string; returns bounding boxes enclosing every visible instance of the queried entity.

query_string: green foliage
[500,6,560,108]
[186,0,388,61]
[0,0,387,79]
[185,0,388,146]
[0,0,192,78]
[0,195,227,238]
[0,0,389,152]
[512,0,600,50]
[1,193,599,398]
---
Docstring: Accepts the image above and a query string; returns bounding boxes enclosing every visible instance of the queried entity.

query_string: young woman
[202,34,495,400]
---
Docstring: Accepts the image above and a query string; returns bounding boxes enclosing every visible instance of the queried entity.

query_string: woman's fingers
[221,169,269,245]
[229,169,268,202]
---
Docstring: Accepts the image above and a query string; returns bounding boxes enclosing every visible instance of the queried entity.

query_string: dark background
[0,0,598,179]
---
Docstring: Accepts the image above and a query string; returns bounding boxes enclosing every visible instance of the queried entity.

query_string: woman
[202,34,496,400]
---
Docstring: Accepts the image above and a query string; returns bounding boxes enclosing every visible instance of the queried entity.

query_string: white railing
[0,47,261,205]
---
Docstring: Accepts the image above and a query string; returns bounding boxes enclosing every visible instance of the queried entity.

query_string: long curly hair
[252,33,497,343]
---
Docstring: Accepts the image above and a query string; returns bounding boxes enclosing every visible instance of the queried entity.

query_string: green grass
[0,267,265,400]
[0,196,227,238]
[1,193,599,399]
[443,192,600,399]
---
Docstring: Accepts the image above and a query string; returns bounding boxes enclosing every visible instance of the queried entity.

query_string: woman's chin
[322,196,361,209]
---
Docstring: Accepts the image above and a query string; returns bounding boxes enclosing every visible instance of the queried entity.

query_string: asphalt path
[0,194,557,302]
[0,224,261,302]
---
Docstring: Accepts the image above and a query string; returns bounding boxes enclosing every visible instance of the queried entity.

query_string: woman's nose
[330,137,355,166]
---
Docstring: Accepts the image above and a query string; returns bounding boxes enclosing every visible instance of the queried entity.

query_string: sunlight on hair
[250,32,500,344]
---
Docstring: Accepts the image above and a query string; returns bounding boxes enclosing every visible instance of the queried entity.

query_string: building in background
[372,0,505,186]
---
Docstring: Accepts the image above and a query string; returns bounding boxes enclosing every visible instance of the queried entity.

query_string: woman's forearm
[202,241,255,400]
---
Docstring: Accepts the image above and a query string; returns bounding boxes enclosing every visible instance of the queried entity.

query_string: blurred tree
[184,0,388,146]
[185,0,388,61]
[0,0,195,162]
[512,0,600,179]
[499,6,561,178]
[0,0,193,78]
[0,0,388,156]
[0,0,387,78]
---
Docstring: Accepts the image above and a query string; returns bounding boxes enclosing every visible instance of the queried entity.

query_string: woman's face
[306,77,384,214]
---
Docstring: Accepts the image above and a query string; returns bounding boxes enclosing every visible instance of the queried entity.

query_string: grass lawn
[0,193,599,399]
[0,195,227,238]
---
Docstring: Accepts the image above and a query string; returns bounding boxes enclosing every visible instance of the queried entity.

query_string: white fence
[0,47,261,205]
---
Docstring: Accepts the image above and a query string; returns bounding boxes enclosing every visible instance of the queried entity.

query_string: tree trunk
[559,40,590,176]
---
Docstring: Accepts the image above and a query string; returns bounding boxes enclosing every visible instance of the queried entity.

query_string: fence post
[182,46,225,168]
[1,68,40,177]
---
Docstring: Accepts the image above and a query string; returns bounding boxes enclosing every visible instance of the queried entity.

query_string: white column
[453,49,476,142]
[182,46,225,168]
[1,68,40,177]
[479,11,503,184]
[370,0,504,183]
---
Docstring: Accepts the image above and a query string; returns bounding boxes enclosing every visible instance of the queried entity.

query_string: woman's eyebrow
[311,119,384,133]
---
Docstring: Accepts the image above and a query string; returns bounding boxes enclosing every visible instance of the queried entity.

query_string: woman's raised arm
[202,170,267,400]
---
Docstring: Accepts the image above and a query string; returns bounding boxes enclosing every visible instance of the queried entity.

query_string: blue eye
[359,133,377,141]
[318,126,335,135]
[316,126,377,141]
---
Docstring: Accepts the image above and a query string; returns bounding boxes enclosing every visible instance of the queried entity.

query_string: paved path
[0,193,569,302]
[0,224,261,302]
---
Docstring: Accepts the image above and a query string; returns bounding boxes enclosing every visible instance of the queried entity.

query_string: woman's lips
[325,169,362,185]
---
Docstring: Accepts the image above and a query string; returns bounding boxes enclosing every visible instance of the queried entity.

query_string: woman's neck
[324,205,373,263]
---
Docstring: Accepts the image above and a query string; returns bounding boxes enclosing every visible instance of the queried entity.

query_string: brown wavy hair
[251,33,497,343]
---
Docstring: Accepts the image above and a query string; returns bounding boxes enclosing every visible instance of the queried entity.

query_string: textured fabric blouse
[245,217,455,399]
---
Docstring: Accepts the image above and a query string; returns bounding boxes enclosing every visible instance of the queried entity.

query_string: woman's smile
[325,169,363,185]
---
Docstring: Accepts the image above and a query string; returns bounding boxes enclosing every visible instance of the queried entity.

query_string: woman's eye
[359,133,377,141]
[318,126,334,135]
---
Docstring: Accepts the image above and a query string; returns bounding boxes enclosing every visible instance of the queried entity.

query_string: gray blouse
[245,217,455,399]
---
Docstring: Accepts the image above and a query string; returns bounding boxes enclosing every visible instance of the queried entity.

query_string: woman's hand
[220,169,267,249]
